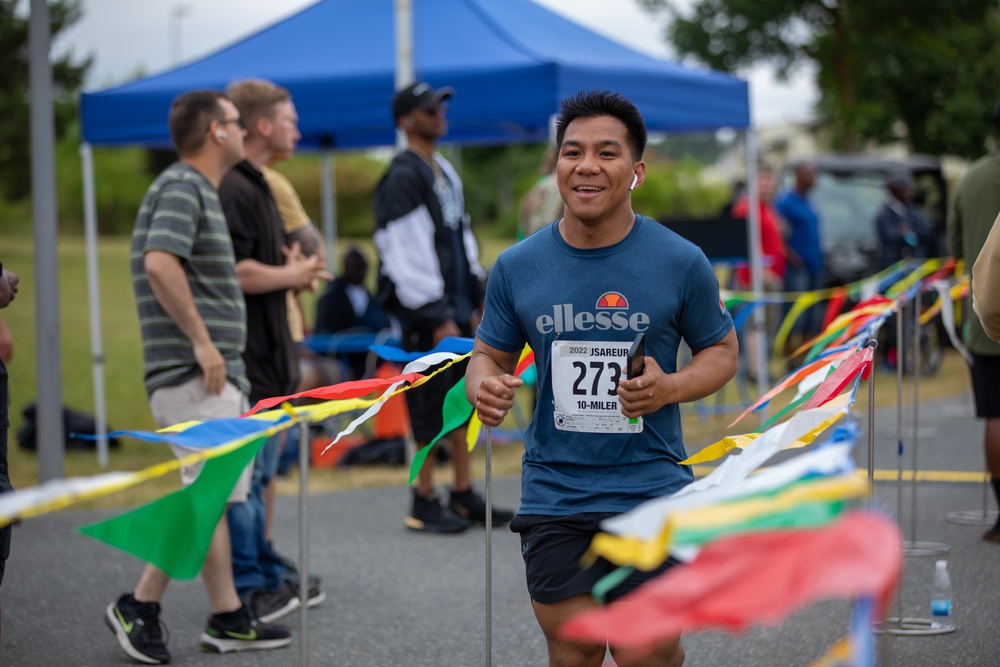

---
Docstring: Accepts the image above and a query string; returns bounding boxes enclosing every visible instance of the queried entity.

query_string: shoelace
[136,616,170,647]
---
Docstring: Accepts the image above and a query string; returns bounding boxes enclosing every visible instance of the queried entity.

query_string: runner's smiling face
[556,115,643,226]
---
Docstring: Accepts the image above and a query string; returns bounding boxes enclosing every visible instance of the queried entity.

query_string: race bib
[551,340,642,434]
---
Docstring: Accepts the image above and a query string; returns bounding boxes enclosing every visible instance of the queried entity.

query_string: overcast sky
[55,0,817,127]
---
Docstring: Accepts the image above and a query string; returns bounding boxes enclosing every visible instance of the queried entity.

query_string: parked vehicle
[781,154,947,286]
[782,154,948,375]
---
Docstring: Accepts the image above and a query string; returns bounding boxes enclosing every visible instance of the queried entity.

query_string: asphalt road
[2,396,999,667]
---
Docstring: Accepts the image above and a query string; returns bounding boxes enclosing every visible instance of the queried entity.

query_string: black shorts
[510,513,679,605]
[405,358,470,441]
[971,354,1000,419]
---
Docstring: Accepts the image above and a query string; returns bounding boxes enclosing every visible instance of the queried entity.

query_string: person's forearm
[145,252,213,347]
[666,331,739,404]
[465,347,517,405]
[235,258,297,295]
[287,223,324,262]
[973,219,1000,340]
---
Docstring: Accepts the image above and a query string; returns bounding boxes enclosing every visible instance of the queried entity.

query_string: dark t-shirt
[219,160,300,405]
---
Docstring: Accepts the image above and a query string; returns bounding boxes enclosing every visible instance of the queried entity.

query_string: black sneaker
[105,593,171,665]
[243,583,300,624]
[285,574,327,608]
[405,489,473,533]
[272,546,326,608]
[449,488,515,528]
[199,604,291,654]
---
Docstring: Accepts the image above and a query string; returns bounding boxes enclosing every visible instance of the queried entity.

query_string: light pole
[171,5,190,65]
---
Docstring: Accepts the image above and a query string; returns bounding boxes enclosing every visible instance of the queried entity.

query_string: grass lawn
[0,232,974,512]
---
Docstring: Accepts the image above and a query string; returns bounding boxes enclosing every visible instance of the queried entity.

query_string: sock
[212,604,247,625]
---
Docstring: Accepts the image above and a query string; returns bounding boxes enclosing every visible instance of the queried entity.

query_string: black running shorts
[510,513,678,605]
[971,354,1000,419]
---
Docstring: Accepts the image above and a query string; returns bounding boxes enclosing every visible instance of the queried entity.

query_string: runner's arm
[618,327,738,419]
[466,338,523,427]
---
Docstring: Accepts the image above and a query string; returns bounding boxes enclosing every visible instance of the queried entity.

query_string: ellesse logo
[596,292,628,309]
[535,292,649,334]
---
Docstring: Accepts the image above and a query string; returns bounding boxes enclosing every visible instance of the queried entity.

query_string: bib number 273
[551,340,642,434]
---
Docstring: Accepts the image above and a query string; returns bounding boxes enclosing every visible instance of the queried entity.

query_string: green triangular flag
[79,436,266,579]
[408,377,473,484]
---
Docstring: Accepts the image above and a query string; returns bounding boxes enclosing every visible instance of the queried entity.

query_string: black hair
[168,90,228,155]
[555,90,647,161]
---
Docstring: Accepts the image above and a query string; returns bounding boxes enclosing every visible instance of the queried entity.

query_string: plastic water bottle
[930,559,954,627]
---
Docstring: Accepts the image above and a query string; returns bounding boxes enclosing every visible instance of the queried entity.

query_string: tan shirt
[972,212,1000,342]
[262,166,310,342]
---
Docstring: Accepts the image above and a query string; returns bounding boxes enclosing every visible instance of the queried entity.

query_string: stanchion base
[946,510,998,526]
[941,404,975,419]
[875,617,955,635]
[902,540,950,557]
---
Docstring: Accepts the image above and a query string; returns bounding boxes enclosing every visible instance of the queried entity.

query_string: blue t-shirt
[477,215,733,515]
[775,190,823,274]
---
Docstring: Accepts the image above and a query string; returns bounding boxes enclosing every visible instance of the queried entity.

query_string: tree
[0,0,90,200]
[639,0,1000,157]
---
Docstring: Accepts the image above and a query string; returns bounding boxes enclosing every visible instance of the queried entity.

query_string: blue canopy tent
[76,0,766,470]
[80,0,749,148]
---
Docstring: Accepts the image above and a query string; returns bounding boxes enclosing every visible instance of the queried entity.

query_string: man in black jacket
[373,82,514,533]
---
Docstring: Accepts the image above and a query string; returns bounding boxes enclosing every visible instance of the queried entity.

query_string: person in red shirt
[732,165,786,289]
[730,165,787,382]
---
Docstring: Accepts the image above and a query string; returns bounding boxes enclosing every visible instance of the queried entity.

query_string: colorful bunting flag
[79,435,267,579]
[561,512,902,651]
[802,346,874,410]
[590,435,856,569]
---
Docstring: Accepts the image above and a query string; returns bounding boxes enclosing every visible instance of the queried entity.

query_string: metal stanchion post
[895,306,904,521]
[299,420,310,666]
[485,425,493,667]
[877,295,955,637]
[867,339,878,501]
[904,290,949,558]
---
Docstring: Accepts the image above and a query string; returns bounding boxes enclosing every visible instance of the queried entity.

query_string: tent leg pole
[81,142,109,468]
[320,152,337,273]
[30,0,65,481]
[742,130,768,411]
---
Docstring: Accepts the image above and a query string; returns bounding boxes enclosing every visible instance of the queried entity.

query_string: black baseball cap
[886,170,914,190]
[392,82,454,121]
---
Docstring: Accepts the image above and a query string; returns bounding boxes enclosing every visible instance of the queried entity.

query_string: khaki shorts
[149,375,252,503]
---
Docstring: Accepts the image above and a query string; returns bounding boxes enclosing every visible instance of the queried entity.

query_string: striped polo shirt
[130,162,250,397]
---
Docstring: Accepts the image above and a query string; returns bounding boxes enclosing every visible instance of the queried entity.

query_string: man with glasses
[108,89,291,664]
[373,82,514,533]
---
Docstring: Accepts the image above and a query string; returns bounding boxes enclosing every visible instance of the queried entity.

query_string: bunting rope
[2,260,962,536]
[0,259,969,660]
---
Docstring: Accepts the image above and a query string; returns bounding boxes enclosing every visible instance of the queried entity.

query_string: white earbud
[629,173,638,190]
[216,130,228,139]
